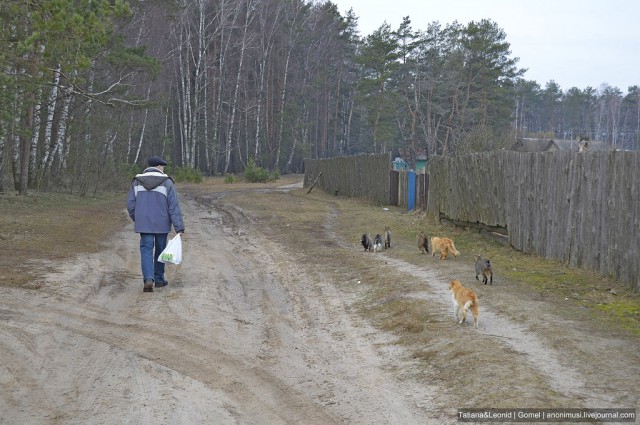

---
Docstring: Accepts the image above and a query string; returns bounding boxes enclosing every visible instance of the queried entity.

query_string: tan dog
[383,226,391,249]
[431,237,459,260]
[417,231,429,254]
[449,280,478,328]
[475,255,493,285]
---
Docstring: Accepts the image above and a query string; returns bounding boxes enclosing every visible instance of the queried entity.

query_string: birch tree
[48,85,73,172]
[599,85,623,147]
[209,0,240,173]
[2,0,134,194]
[272,0,308,170]
[224,0,257,174]
[172,1,200,168]
[254,0,284,165]
[39,64,62,179]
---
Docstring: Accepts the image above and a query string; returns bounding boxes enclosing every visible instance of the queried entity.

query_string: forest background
[2,0,639,196]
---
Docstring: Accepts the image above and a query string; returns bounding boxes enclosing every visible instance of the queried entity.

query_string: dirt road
[0,180,638,424]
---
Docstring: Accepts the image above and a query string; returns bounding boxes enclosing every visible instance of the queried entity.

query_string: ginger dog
[449,280,478,328]
[431,237,459,260]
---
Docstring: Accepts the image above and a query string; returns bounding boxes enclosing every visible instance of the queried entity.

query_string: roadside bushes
[171,167,203,183]
[243,159,279,183]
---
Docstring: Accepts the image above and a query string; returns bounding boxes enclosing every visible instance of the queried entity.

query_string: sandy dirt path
[0,181,638,424]
[0,184,428,424]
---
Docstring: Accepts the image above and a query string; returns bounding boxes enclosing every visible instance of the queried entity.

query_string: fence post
[407,170,416,210]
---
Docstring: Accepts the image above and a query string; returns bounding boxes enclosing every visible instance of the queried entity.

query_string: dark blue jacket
[126,167,185,234]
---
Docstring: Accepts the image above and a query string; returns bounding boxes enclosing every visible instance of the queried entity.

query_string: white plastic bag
[158,234,182,265]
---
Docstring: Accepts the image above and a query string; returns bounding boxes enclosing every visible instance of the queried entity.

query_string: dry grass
[0,192,127,287]
[3,175,639,410]
[213,175,640,338]
[5,176,638,332]
[334,198,640,334]
[227,182,588,407]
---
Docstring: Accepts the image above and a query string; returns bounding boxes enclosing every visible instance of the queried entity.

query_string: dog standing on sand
[449,280,479,328]
[475,255,493,285]
[431,236,459,260]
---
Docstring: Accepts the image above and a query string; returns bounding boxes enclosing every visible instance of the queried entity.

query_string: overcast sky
[328,0,639,93]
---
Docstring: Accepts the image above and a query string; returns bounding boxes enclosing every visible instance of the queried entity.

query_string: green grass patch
[594,301,640,334]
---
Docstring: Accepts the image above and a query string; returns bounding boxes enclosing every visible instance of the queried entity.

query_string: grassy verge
[226,181,573,406]
[0,192,128,288]
[4,176,638,335]
[4,176,638,409]
[222,178,640,339]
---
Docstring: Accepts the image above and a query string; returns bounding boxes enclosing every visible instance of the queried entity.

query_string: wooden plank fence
[427,150,640,290]
[303,150,640,289]
[304,153,391,204]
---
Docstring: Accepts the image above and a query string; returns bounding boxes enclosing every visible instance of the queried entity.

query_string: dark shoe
[143,279,154,292]
[155,280,168,288]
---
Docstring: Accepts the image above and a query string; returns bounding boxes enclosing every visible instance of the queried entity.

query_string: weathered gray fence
[304,153,392,204]
[303,150,640,289]
[427,150,640,290]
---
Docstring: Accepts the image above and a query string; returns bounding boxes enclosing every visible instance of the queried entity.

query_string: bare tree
[224,0,257,174]
[253,0,284,165]
[39,64,62,178]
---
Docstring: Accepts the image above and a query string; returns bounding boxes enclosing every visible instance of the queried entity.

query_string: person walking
[127,156,185,292]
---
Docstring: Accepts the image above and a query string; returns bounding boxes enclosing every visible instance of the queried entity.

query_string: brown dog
[417,231,429,254]
[383,226,391,249]
[475,255,493,285]
[431,237,459,260]
[449,280,478,328]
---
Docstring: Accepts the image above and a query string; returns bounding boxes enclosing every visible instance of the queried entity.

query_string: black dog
[361,234,372,251]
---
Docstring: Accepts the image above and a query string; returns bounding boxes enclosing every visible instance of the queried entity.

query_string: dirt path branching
[0,176,638,424]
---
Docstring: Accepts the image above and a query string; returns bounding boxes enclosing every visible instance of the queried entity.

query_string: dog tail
[465,297,479,328]
[463,300,472,312]
[450,241,460,257]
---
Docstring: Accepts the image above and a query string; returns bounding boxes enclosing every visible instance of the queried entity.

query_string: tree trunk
[46,86,72,174]
[274,0,307,170]
[19,102,34,195]
[40,65,62,179]
[274,44,291,171]
[223,0,253,174]
[28,88,43,187]
[210,0,237,174]
[11,96,22,191]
